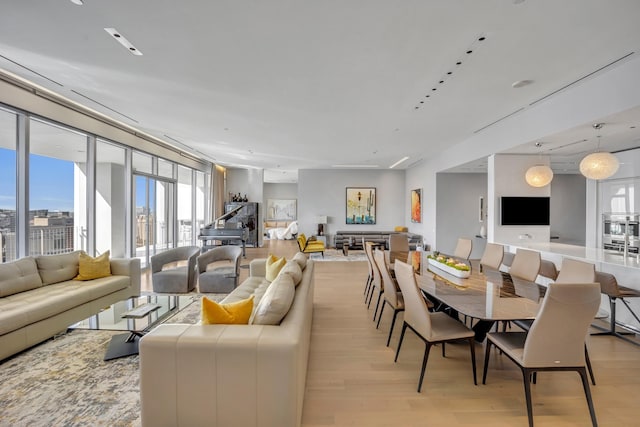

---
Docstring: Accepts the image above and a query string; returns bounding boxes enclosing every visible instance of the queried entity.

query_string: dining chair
[479,243,504,272]
[394,260,477,392]
[555,258,596,283]
[483,282,600,427]
[373,249,405,346]
[453,238,472,260]
[363,240,376,302]
[368,247,385,322]
[509,249,541,282]
[388,233,410,265]
[591,271,640,345]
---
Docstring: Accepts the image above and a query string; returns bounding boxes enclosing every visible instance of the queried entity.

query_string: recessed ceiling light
[104,28,143,56]
[389,156,410,169]
[512,79,533,88]
[70,0,84,5]
[332,164,379,168]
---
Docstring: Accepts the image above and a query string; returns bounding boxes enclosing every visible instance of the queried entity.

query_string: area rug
[311,248,367,262]
[0,294,224,427]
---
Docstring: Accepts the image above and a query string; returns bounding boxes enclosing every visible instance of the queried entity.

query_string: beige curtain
[210,164,226,222]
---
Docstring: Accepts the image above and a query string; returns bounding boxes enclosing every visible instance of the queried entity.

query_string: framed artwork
[411,188,421,223]
[266,199,297,220]
[345,187,376,224]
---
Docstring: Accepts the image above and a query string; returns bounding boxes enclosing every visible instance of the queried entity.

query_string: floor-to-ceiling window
[195,170,208,235]
[29,119,87,256]
[0,109,16,263]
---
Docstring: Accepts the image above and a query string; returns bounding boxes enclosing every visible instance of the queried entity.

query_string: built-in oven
[602,213,640,255]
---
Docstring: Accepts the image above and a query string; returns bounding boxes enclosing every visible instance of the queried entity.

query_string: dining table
[391,251,545,339]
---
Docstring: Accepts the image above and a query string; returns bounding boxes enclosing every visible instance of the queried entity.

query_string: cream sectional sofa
[0,251,141,362]
[139,256,315,427]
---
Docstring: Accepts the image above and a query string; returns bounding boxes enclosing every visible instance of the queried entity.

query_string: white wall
[264,183,297,204]
[489,154,551,244]
[550,174,586,245]
[297,169,405,243]
[436,173,487,258]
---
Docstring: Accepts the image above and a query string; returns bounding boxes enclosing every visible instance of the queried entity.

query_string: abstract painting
[266,199,297,220]
[346,187,376,224]
[411,188,421,223]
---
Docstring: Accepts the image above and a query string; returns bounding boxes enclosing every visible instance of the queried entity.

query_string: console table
[334,230,423,250]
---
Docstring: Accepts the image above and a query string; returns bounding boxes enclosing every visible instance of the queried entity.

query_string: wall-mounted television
[500,196,550,226]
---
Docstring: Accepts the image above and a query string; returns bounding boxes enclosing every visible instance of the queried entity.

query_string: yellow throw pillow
[201,295,254,325]
[265,254,286,282]
[74,251,111,281]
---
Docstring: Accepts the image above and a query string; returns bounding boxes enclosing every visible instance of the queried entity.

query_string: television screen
[500,197,550,226]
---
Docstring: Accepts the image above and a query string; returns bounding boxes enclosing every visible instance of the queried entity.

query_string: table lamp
[316,215,328,236]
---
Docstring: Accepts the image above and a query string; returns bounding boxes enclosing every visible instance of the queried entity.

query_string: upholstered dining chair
[453,238,472,260]
[369,248,385,322]
[196,245,242,293]
[537,260,558,286]
[591,271,640,344]
[150,246,201,293]
[479,243,504,272]
[482,282,601,427]
[509,249,541,282]
[388,233,410,265]
[373,249,404,346]
[394,260,477,392]
[555,258,596,283]
[363,241,376,303]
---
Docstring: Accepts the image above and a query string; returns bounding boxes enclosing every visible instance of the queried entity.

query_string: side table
[103,302,161,361]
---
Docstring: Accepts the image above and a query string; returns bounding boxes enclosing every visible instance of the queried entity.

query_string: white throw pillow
[251,273,295,325]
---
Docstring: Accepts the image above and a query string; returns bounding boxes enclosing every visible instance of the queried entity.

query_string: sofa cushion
[36,251,81,285]
[0,257,43,297]
[292,252,307,270]
[251,273,295,325]
[74,251,112,281]
[201,295,254,325]
[265,254,286,282]
[279,260,303,286]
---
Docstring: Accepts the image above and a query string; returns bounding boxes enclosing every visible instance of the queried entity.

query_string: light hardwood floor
[149,240,640,426]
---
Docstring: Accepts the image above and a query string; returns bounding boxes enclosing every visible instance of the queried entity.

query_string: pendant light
[525,143,553,187]
[579,124,619,180]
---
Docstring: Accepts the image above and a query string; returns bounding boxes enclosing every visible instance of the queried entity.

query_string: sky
[0,149,75,211]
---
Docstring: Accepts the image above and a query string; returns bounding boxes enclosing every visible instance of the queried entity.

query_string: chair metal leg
[482,340,492,384]
[521,368,535,427]
[373,290,383,321]
[386,309,401,347]
[366,285,375,308]
[376,301,386,329]
[441,342,445,357]
[577,367,599,427]
[468,337,477,385]
[585,344,596,385]
[395,322,408,362]
[418,342,433,392]
[590,297,640,346]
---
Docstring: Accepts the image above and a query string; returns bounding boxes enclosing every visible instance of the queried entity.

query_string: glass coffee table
[71,293,195,361]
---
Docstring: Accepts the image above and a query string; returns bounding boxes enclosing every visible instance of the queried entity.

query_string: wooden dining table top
[390,251,544,322]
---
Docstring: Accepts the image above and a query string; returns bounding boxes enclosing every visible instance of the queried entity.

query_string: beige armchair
[196,246,242,293]
[482,282,601,427]
[394,260,477,392]
[373,249,404,347]
[150,246,201,293]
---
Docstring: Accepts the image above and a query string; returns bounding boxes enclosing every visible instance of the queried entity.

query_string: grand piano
[198,204,248,257]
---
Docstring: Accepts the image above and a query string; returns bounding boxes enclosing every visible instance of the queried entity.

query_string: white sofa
[0,251,141,362]
[139,256,315,427]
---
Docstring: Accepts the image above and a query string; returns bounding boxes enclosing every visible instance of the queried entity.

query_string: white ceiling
[1,0,640,182]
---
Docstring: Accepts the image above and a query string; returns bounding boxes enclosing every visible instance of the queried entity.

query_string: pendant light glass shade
[579,152,619,180]
[525,165,554,187]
